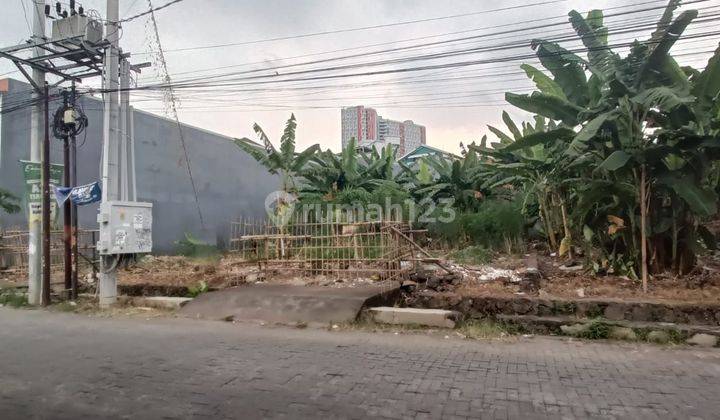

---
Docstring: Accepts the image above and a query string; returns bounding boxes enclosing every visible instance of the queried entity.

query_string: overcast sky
[1,0,717,153]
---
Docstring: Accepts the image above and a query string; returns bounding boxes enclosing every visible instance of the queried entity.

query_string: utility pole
[119,58,130,200]
[27,0,47,306]
[41,83,51,307]
[70,82,78,300]
[2,0,142,306]
[99,0,120,307]
[62,90,72,298]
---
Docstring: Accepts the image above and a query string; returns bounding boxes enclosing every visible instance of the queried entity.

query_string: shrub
[447,246,493,265]
[187,281,209,298]
[175,232,220,259]
[428,198,525,251]
[0,289,28,307]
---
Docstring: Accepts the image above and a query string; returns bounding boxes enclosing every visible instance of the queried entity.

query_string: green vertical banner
[19,160,64,228]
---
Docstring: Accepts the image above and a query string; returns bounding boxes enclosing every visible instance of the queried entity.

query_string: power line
[144,0,205,228]
[18,0,32,34]
[119,0,185,23]
[135,0,675,82]
[133,0,572,55]
[123,23,720,93]
[69,41,720,108]
[131,2,717,90]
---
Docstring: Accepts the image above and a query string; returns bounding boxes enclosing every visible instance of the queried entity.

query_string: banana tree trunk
[538,194,558,250]
[640,165,648,293]
[558,194,573,260]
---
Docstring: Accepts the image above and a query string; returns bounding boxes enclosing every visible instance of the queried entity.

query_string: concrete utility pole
[99,0,120,307]
[27,0,46,306]
[62,91,72,298]
[119,58,132,201]
[41,83,51,306]
[70,82,78,300]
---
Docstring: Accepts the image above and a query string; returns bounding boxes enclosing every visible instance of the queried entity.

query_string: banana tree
[299,139,405,203]
[503,2,719,288]
[473,113,578,255]
[402,149,485,213]
[234,114,320,193]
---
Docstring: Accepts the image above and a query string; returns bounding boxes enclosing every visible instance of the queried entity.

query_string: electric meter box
[97,201,153,255]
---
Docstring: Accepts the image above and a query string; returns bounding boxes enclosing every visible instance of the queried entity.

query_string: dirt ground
[2,251,719,304]
[118,255,387,290]
[447,252,720,304]
[116,251,720,304]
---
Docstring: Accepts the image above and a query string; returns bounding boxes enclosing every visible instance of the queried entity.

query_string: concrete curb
[368,307,460,328]
[119,296,193,310]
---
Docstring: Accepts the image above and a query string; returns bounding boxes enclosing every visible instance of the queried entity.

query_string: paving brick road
[0,308,719,419]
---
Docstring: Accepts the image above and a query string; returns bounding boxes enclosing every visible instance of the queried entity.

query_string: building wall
[403,120,424,156]
[0,78,278,252]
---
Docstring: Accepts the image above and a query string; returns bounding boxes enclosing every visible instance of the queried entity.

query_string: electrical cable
[119,0,185,23]
[133,0,670,55]
[144,0,205,229]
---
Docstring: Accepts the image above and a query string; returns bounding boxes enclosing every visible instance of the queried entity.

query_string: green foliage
[429,199,525,251]
[174,233,220,259]
[187,281,208,298]
[579,321,611,340]
[0,188,20,214]
[234,114,320,192]
[0,289,28,308]
[447,246,493,265]
[457,319,518,339]
[492,1,720,276]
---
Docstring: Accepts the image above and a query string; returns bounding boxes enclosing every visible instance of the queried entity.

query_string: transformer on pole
[0,0,153,306]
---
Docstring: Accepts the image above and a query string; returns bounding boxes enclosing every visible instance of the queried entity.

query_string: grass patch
[0,289,28,308]
[577,321,610,340]
[457,318,521,339]
[174,232,221,260]
[447,246,493,265]
[187,280,209,298]
[52,301,78,312]
[336,317,433,333]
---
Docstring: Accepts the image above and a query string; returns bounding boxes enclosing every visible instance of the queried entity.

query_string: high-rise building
[341,105,426,155]
[402,120,426,155]
[341,105,378,149]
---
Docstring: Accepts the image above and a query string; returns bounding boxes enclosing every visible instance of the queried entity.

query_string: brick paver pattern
[0,308,719,419]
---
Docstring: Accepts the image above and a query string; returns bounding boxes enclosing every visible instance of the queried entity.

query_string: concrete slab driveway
[178,283,400,325]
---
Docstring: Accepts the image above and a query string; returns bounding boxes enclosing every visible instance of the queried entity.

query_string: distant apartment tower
[341,105,426,155]
[341,105,377,149]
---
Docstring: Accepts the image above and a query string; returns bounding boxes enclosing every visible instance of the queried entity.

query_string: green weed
[187,280,209,298]
[0,289,28,308]
[447,246,493,265]
[457,319,513,339]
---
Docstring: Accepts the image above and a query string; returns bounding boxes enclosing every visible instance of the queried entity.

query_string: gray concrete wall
[0,78,278,252]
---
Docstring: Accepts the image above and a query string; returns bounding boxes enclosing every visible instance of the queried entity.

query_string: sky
[1,0,718,153]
